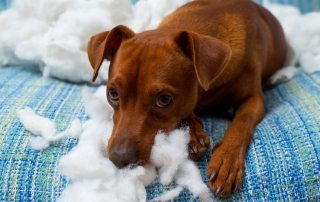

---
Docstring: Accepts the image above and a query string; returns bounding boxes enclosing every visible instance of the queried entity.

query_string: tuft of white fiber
[17,107,82,150]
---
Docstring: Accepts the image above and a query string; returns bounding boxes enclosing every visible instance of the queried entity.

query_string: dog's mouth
[177,119,189,128]
[107,137,153,169]
[108,119,186,169]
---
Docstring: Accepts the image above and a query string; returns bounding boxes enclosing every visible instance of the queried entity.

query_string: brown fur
[87,0,287,197]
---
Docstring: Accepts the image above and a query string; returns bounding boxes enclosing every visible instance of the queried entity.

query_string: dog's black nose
[109,141,139,168]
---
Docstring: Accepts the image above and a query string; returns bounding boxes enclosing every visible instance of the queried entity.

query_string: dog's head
[87,25,231,168]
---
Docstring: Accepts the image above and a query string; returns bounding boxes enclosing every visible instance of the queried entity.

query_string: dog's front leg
[183,114,211,161]
[206,94,264,197]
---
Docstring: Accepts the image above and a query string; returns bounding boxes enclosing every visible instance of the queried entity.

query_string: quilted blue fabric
[256,0,320,13]
[1,66,320,201]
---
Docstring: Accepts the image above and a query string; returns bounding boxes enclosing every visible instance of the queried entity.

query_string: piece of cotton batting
[0,0,132,83]
[0,0,196,83]
[265,4,320,76]
[269,66,299,84]
[58,119,114,180]
[150,128,213,201]
[150,128,190,185]
[28,136,50,150]
[138,164,157,187]
[58,169,147,202]
[130,0,191,31]
[17,107,82,149]
[39,3,115,83]
[300,51,320,73]
[17,107,56,138]
[82,86,113,121]
[175,161,213,202]
[0,1,51,66]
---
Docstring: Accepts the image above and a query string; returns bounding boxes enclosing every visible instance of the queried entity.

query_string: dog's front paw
[188,123,210,161]
[206,141,245,197]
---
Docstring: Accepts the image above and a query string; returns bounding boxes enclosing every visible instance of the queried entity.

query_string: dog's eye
[156,94,173,108]
[107,88,119,102]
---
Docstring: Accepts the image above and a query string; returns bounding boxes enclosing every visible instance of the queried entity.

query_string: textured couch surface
[1,0,320,201]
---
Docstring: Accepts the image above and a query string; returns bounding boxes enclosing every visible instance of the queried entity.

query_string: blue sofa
[0,1,319,201]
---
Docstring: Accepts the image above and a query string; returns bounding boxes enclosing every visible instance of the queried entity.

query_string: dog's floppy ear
[87,25,135,82]
[176,31,232,91]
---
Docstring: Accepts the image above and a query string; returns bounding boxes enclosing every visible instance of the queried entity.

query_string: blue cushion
[0,66,319,201]
[0,0,9,11]
[255,0,320,13]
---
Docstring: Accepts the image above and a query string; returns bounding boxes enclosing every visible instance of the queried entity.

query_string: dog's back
[159,0,287,85]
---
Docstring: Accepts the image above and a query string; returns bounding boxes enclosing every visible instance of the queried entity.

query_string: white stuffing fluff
[130,0,191,32]
[150,130,190,185]
[17,107,56,138]
[18,86,214,202]
[269,66,299,84]
[150,186,184,202]
[17,108,82,150]
[28,136,50,150]
[265,3,320,83]
[0,0,189,83]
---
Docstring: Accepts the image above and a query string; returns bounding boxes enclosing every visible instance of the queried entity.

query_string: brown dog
[87,0,287,197]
